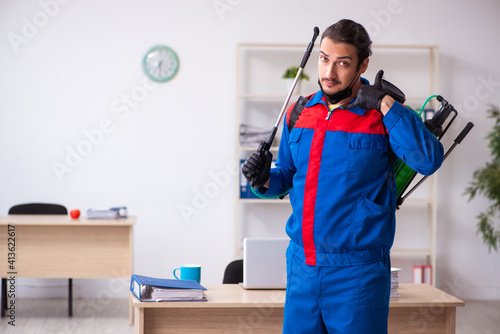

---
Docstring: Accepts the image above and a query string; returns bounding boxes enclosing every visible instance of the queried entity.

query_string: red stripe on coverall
[302,118,329,266]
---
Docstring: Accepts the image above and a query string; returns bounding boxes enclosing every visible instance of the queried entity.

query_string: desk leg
[129,294,134,326]
[1,278,6,317]
[134,307,144,334]
[445,307,456,334]
[68,278,73,317]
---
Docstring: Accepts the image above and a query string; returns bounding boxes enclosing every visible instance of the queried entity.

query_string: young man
[242,19,444,333]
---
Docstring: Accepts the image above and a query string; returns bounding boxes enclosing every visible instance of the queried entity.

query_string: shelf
[235,43,439,285]
[238,43,312,51]
[373,44,439,50]
[391,249,432,256]
[398,198,433,205]
[237,43,439,51]
[238,146,280,153]
[238,198,290,204]
[237,94,431,101]
[238,94,297,99]
[238,94,290,100]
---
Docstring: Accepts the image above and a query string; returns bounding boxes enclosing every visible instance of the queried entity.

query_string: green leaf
[282,66,310,81]
[466,104,500,252]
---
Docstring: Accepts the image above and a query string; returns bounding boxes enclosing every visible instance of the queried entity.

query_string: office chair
[222,259,243,284]
[8,203,68,215]
[2,203,73,317]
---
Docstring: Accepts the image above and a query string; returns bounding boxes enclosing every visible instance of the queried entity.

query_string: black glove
[241,151,272,189]
[341,70,387,111]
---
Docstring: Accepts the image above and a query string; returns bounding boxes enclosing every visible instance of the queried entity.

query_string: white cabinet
[370,45,440,285]
[235,43,440,285]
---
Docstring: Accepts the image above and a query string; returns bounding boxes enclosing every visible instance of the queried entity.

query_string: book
[413,265,423,284]
[130,274,207,302]
[87,206,128,219]
[423,265,433,285]
[239,159,279,199]
[240,160,259,199]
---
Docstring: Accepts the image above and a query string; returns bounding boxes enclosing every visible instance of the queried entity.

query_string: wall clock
[142,45,179,82]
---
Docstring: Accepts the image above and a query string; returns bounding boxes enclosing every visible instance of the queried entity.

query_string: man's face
[318,37,368,97]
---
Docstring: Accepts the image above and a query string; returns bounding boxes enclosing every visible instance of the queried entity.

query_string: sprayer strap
[386,135,396,167]
[288,96,310,132]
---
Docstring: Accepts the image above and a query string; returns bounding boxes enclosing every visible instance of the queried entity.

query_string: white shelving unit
[235,43,439,285]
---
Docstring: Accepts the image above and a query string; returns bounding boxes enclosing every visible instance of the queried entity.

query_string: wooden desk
[0,215,135,316]
[389,284,465,334]
[130,283,464,334]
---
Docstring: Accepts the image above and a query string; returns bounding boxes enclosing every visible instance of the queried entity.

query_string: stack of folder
[239,124,274,146]
[130,274,207,302]
[390,267,401,299]
[87,206,128,219]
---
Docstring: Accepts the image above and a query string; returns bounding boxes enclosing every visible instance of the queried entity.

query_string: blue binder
[130,274,207,302]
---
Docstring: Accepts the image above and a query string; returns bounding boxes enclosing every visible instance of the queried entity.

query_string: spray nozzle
[424,95,458,139]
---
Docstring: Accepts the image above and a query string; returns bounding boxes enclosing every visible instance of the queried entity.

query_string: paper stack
[390,267,401,299]
[149,286,206,302]
[130,274,207,302]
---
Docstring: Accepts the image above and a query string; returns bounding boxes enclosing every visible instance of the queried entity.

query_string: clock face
[142,45,179,82]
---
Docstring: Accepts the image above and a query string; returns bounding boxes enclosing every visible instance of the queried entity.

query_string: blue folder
[130,274,207,302]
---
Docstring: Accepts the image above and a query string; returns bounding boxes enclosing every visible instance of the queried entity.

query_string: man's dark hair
[321,19,372,70]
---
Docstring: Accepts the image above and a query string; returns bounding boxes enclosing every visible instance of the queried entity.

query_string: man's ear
[359,57,369,74]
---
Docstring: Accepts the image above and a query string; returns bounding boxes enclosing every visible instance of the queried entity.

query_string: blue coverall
[255,82,444,333]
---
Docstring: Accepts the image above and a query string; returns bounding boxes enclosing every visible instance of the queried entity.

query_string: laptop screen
[241,237,289,289]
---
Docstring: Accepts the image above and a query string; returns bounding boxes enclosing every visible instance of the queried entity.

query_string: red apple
[70,209,80,219]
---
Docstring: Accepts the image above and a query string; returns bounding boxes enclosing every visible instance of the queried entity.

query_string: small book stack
[390,267,401,299]
[130,274,207,302]
[239,124,274,146]
[87,206,128,219]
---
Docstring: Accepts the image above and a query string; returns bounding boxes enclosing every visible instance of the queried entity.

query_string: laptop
[239,237,289,289]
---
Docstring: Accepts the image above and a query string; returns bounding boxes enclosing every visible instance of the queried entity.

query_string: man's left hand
[341,70,389,113]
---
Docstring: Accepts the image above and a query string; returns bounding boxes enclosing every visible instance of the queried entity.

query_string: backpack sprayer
[248,26,474,207]
[395,96,474,208]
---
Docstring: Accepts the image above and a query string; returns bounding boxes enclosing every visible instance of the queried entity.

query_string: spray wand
[397,121,474,207]
[249,26,320,187]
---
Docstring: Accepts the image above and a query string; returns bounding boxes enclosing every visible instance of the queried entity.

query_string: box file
[130,274,207,302]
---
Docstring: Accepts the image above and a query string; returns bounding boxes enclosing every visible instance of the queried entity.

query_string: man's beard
[317,72,359,104]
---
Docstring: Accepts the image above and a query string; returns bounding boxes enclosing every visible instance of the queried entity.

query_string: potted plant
[464,104,500,252]
[282,66,310,94]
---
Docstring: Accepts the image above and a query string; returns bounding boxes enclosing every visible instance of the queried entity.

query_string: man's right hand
[241,151,272,189]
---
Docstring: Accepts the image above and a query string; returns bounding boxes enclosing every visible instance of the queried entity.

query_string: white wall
[0,0,498,300]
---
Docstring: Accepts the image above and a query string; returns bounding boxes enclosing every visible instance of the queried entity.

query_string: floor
[0,298,134,334]
[0,298,499,333]
[455,300,500,334]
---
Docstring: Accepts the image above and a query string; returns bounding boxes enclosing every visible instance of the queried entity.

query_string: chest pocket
[347,133,388,180]
[288,127,306,169]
